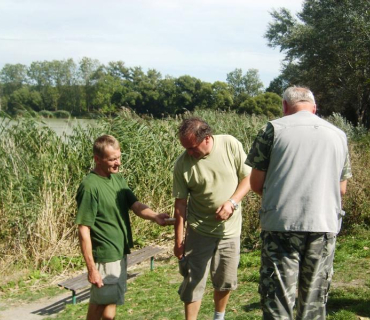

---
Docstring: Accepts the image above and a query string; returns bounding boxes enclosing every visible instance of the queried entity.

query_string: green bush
[53,110,71,119]
[38,110,54,118]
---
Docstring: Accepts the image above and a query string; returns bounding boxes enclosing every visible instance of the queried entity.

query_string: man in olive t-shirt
[173,118,251,320]
[76,135,168,320]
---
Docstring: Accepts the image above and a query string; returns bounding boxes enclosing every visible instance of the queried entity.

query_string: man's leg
[86,303,116,320]
[211,236,240,320]
[178,228,218,318]
[102,304,117,320]
[213,290,230,319]
[296,232,336,320]
[259,231,303,320]
[185,300,202,320]
[87,258,126,320]
[214,290,230,312]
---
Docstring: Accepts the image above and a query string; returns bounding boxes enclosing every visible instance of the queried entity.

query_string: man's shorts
[178,227,240,302]
[90,256,127,306]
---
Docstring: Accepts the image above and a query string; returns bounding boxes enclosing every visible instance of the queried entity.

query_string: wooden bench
[58,245,165,304]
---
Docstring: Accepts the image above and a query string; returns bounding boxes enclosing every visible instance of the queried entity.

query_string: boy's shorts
[178,227,240,302]
[90,256,127,306]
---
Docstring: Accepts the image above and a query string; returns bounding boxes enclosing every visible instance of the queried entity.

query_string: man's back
[261,111,349,233]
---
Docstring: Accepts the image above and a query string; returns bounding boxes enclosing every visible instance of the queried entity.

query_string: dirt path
[0,288,89,319]
[0,246,173,319]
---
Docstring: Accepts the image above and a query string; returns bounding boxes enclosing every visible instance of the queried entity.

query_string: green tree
[226,68,244,98]
[0,64,28,95]
[27,61,59,111]
[78,57,102,112]
[193,81,215,110]
[212,81,233,110]
[157,77,178,115]
[7,87,42,115]
[243,69,264,97]
[265,0,370,126]
[239,92,282,117]
[174,75,198,112]
[265,75,288,96]
[55,59,83,115]
[120,67,161,115]
[227,68,264,110]
[107,61,130,80]
[226,68,264,98]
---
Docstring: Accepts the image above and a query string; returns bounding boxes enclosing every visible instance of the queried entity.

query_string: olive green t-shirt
[75,172,138,263]
[173,135,251,238]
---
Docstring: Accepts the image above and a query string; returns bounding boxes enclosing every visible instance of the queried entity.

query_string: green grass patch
[40,231,370,320]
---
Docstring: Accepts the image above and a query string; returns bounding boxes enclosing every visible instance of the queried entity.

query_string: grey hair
[178,117,212,144]
[283,86,316,105]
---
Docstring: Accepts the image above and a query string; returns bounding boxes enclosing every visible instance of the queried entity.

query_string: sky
[0,0,304,87]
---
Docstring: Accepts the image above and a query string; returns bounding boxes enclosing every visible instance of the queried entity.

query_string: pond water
[39,118,98,136]
[0,118,98,137]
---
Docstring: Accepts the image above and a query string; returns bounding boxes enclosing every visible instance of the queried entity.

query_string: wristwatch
[228,198,239,210]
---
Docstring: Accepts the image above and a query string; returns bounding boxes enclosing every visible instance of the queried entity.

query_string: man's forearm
[131,201,156,220]
[78,225,104,287]
[174,198,187,258]
[174,212,185,245]
[78,225,97,273]
[250,168,266,195]
[340,180,348,196]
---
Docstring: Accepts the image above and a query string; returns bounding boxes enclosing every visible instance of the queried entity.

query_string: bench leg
[72,290,77,304]
[150,256,154,271]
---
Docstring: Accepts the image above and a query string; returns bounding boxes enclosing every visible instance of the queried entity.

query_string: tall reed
[0,110,368,277]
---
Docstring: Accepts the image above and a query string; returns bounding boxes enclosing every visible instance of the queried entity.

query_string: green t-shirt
[172,135,251,238]
[75,172,138,263]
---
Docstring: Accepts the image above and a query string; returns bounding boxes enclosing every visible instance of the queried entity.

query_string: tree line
[0,58,282,118]
[265,0,370,128]
[1,0,369,126]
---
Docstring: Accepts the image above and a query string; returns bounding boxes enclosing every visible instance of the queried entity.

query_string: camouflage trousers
[259,231,336,320]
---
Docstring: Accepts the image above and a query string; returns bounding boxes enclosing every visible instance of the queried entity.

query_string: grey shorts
[178,227,240,302]
[90,256,127,306]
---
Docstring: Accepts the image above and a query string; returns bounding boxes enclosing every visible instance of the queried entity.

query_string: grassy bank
[1,226,368,319]
[0,109,369,281]
[54,225,370,319]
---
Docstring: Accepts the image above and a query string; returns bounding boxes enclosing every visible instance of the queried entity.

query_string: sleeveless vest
[260,111,348,233]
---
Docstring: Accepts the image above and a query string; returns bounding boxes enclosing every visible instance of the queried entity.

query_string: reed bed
[0,110,368,277]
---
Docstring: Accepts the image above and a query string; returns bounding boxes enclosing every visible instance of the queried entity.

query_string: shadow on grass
[242,301,260,312]
[327,296,370,318]
[241,296,370,319]
[31,288,90,316]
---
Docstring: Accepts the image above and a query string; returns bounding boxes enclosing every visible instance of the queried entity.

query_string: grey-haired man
[246,87,352,319]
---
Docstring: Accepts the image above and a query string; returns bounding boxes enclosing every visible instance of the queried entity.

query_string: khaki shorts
[178,227,240,302]
[90,257,127,306]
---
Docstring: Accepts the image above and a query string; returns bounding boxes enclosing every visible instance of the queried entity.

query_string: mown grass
[18,226,365,320]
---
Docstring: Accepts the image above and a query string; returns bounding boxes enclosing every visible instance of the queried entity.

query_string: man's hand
[215,201,234,220]
[174,241,185,260]
[88,268,104,288]
[154,213,170,226]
